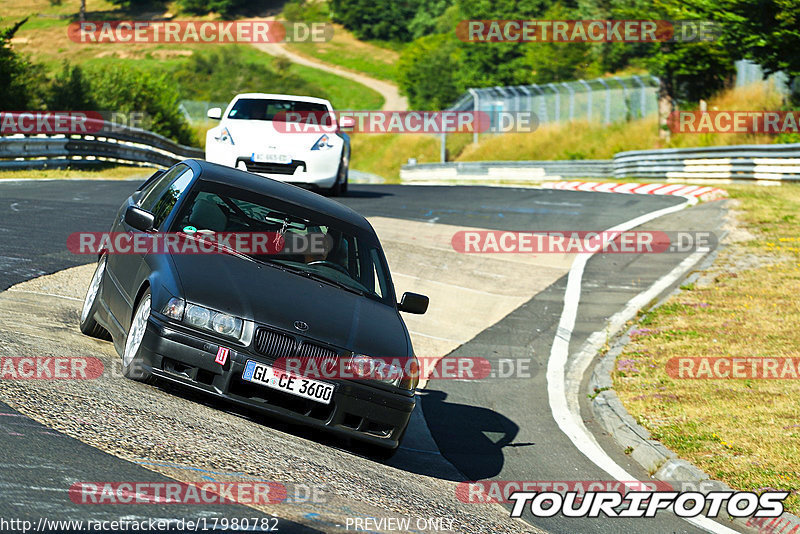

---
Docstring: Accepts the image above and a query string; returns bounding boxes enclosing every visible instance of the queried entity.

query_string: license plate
[251,152,291,164]
[242,360,334,404]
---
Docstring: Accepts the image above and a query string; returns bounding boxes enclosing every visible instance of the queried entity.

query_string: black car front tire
[122,288,155,383]
[79,255,111,340]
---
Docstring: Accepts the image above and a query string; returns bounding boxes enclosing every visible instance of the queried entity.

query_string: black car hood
[169,253,409,357]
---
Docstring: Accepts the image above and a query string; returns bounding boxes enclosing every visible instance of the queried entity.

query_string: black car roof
[182,159,373,234]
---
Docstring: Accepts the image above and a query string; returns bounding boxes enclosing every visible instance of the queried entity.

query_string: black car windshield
[171,181,393,304]
[227,98,332,125]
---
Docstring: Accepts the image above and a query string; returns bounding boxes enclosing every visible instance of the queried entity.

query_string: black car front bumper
[138,315,415,449]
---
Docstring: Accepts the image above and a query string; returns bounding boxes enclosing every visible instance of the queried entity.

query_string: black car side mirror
[398,292,429,314]
[124,205,155,232]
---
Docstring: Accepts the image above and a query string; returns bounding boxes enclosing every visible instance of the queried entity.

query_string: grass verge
[0,166,152,180]
[613,184,800,514]
[286,23,401,82]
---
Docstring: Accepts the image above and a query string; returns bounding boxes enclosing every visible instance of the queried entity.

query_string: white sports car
[205,93,352,196]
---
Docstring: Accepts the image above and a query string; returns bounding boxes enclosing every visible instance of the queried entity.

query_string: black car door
[105,164,194,332]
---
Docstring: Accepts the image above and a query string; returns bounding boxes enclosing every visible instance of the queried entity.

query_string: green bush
[86,66,195,145]
[330,0,419,41]
[47,61,96,110]
[283,0,330,22]
[397,33,463,109]
[0,18,48,110]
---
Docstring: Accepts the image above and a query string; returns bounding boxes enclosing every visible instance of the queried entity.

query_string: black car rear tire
[79,255,111,340]
[122,289,155,383]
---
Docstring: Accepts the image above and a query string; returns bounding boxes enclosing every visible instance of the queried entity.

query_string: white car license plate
[251,152,291,164]
[242,360,334,404]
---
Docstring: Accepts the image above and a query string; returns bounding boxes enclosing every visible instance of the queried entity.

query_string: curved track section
[0,181,735,533]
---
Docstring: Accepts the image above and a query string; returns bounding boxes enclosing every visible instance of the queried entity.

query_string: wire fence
[735,60,790,94]
[448,74,661,128]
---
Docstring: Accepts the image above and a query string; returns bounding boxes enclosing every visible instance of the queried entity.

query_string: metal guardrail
[0,116,203,170]
[614,144,800,181]
[402,143,800,182]
[400,160,613,182]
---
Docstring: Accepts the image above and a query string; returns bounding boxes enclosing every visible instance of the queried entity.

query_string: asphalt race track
[0,179,737,533]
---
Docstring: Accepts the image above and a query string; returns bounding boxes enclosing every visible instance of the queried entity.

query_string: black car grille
[240,159,306,175]
[254,328,297,359]
[253,327,340,371]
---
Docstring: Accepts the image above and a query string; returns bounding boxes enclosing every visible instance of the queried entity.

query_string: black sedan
[79,159,428,455]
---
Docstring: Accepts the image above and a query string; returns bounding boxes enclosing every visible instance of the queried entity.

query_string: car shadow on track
[415,389,519,481]
[155,381,514,482]
[338,190,394,199]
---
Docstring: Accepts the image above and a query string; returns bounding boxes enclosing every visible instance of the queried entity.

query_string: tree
[681,0,800,102]
[0,18,47,110]
[47,62,96,110]
[87,66,195,145]
[524,3,600,83]
[330,0,420,41]
[397,34,464,109]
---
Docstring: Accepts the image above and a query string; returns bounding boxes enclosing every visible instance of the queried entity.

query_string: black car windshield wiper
[304,271,365,296]
[275,263,365,296]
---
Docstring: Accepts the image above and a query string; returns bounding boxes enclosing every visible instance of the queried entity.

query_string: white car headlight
[183,303,243,339]
[311,134,333,151]
[215,127,235,145]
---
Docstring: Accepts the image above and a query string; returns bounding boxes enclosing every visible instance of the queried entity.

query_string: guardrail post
[469,88,479,144]
[578,79,592,122]
[632,75,646,119]
[547,83,560,123]
[561,82,575,121]
[598,78,611,124]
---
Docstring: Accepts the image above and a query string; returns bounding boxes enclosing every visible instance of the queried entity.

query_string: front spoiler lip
[141,316,414,449]
[149,368,404,448]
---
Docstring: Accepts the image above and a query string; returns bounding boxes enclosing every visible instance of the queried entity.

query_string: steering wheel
[307,260,350,276]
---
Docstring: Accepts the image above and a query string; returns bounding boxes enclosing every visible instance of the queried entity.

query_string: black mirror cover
[398,292,429,314]
[124,205,155,232]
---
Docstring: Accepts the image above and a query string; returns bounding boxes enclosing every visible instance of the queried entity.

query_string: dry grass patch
[614,184,800,514]
[350,133,439,182]
[0,166,151,180]
[455,83,790,162]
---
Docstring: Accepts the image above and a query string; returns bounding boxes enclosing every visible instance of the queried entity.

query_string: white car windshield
[227,98,332,125]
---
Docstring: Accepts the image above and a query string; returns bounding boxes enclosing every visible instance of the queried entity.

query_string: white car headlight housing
[215,127,235,145]
[162,298,243,339]
[349,354,417,390]
[310,134,333,151]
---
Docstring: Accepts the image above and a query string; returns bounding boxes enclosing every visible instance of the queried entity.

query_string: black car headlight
[162,298,243,339]
[349,354,417,390]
